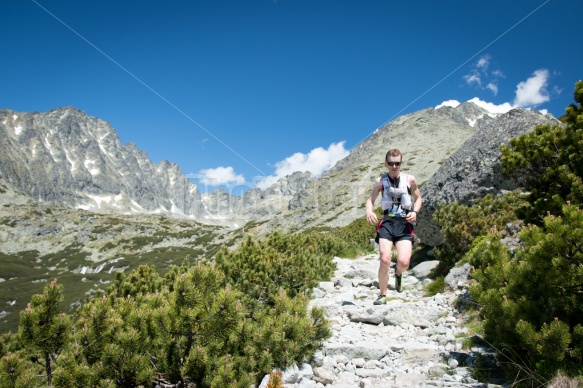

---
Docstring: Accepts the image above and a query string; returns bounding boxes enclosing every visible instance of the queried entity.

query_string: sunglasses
[386,162,401,167]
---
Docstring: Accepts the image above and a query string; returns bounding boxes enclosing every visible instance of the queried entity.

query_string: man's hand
[366,210,378,225]
[406,211,417,224]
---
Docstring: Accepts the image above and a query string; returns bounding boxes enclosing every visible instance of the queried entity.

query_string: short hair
[385,149,402,163]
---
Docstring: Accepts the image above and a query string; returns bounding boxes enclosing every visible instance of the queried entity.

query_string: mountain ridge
[0,103,560,240]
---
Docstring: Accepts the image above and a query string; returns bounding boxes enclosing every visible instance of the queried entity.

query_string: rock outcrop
[415,109,559,246]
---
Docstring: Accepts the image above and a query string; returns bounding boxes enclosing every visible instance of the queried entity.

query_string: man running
[365,149,422,301]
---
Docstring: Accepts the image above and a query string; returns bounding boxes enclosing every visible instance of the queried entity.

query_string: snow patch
[12,114,17,120]
[86,193,117,206]
[65,150,77,171]
[170,202,185,215]
[84,159,100,176]
[466,114,485,127]
[14,125,23,135]
[44,135,56,159]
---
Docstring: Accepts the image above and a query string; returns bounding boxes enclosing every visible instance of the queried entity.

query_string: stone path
[260,254,504,388]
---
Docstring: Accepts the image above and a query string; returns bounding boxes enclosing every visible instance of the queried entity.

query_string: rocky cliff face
[415,108,560,246]
[201,171,314,222]
[0,107,206,216]
[0,107,312,224]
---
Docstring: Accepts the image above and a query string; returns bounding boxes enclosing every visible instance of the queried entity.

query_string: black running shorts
[375,216,415,244]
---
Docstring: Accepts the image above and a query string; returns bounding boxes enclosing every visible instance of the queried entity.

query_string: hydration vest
[380,173,413,216]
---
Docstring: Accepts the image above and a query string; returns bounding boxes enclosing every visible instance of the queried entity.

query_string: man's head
[385,149,402,175]
[385,149,402,163]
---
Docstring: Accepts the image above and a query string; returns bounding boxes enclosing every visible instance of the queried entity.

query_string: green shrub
[424,277,445,296]
[214,232,337,307]
[7,243,331,387]
[501,80,583,224]
[18,279,72,386]
[331,217,377,257]
[432,191,528,275]
[467,204,583,385]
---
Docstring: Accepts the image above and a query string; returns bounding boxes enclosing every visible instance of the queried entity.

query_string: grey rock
[294,255,505,387]
[313,367,336,385]
[0,104,560,241]
[411,260,440,278]
[0,107,315,225]
[444,263,472,290]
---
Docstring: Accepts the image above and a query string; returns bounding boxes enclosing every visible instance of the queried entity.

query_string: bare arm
[365,178,382,225]
[405,174,423,224]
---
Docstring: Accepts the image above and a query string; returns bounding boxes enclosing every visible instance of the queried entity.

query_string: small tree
[501,80,583,223]
[18,278,71,386]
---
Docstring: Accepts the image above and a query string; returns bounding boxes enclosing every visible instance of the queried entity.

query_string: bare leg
[394,240,412,276]
[378,238,393,295]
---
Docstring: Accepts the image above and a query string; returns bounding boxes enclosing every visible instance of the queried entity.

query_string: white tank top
[380,173,412,216]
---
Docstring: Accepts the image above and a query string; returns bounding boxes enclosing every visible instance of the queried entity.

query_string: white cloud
[486,82,498,95]
[255,141,349,190]
[463,55,504,95]
[196,166,245,186]
[513,69,550,107]
[435,100,461,109]
[467,97,514,114]
[464,73,481,86]
[476,54,490,70]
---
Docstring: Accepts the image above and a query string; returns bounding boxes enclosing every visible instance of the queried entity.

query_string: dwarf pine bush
[2,226,334,388]
[432,82,583,385]
[214,232,337,307]
[432,190,528,275]
[467,204,583,385]
[501,80,583,223]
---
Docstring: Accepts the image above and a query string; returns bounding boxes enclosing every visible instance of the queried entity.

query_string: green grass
[0,249,109,334]
[0,244,212,334]
[39,244,91,269]
[424,277,445,296]
[124,246,207,272]
[0,250,42,279]
[339,246,361,259]
[193,233,215,245]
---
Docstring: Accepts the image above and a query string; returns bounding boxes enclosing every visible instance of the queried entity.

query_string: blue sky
[1,0,581,193]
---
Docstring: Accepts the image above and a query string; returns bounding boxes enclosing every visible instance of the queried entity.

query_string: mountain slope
[256,102,497,234]
[0,107,205,216]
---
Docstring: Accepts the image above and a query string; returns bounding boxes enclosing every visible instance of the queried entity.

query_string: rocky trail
[259,254,506,388]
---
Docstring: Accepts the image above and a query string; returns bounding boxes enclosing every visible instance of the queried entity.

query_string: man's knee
[379,253,391,269]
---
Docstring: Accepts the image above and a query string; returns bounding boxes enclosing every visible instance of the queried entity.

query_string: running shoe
[373,295,387,305]
[395,273,403,293]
